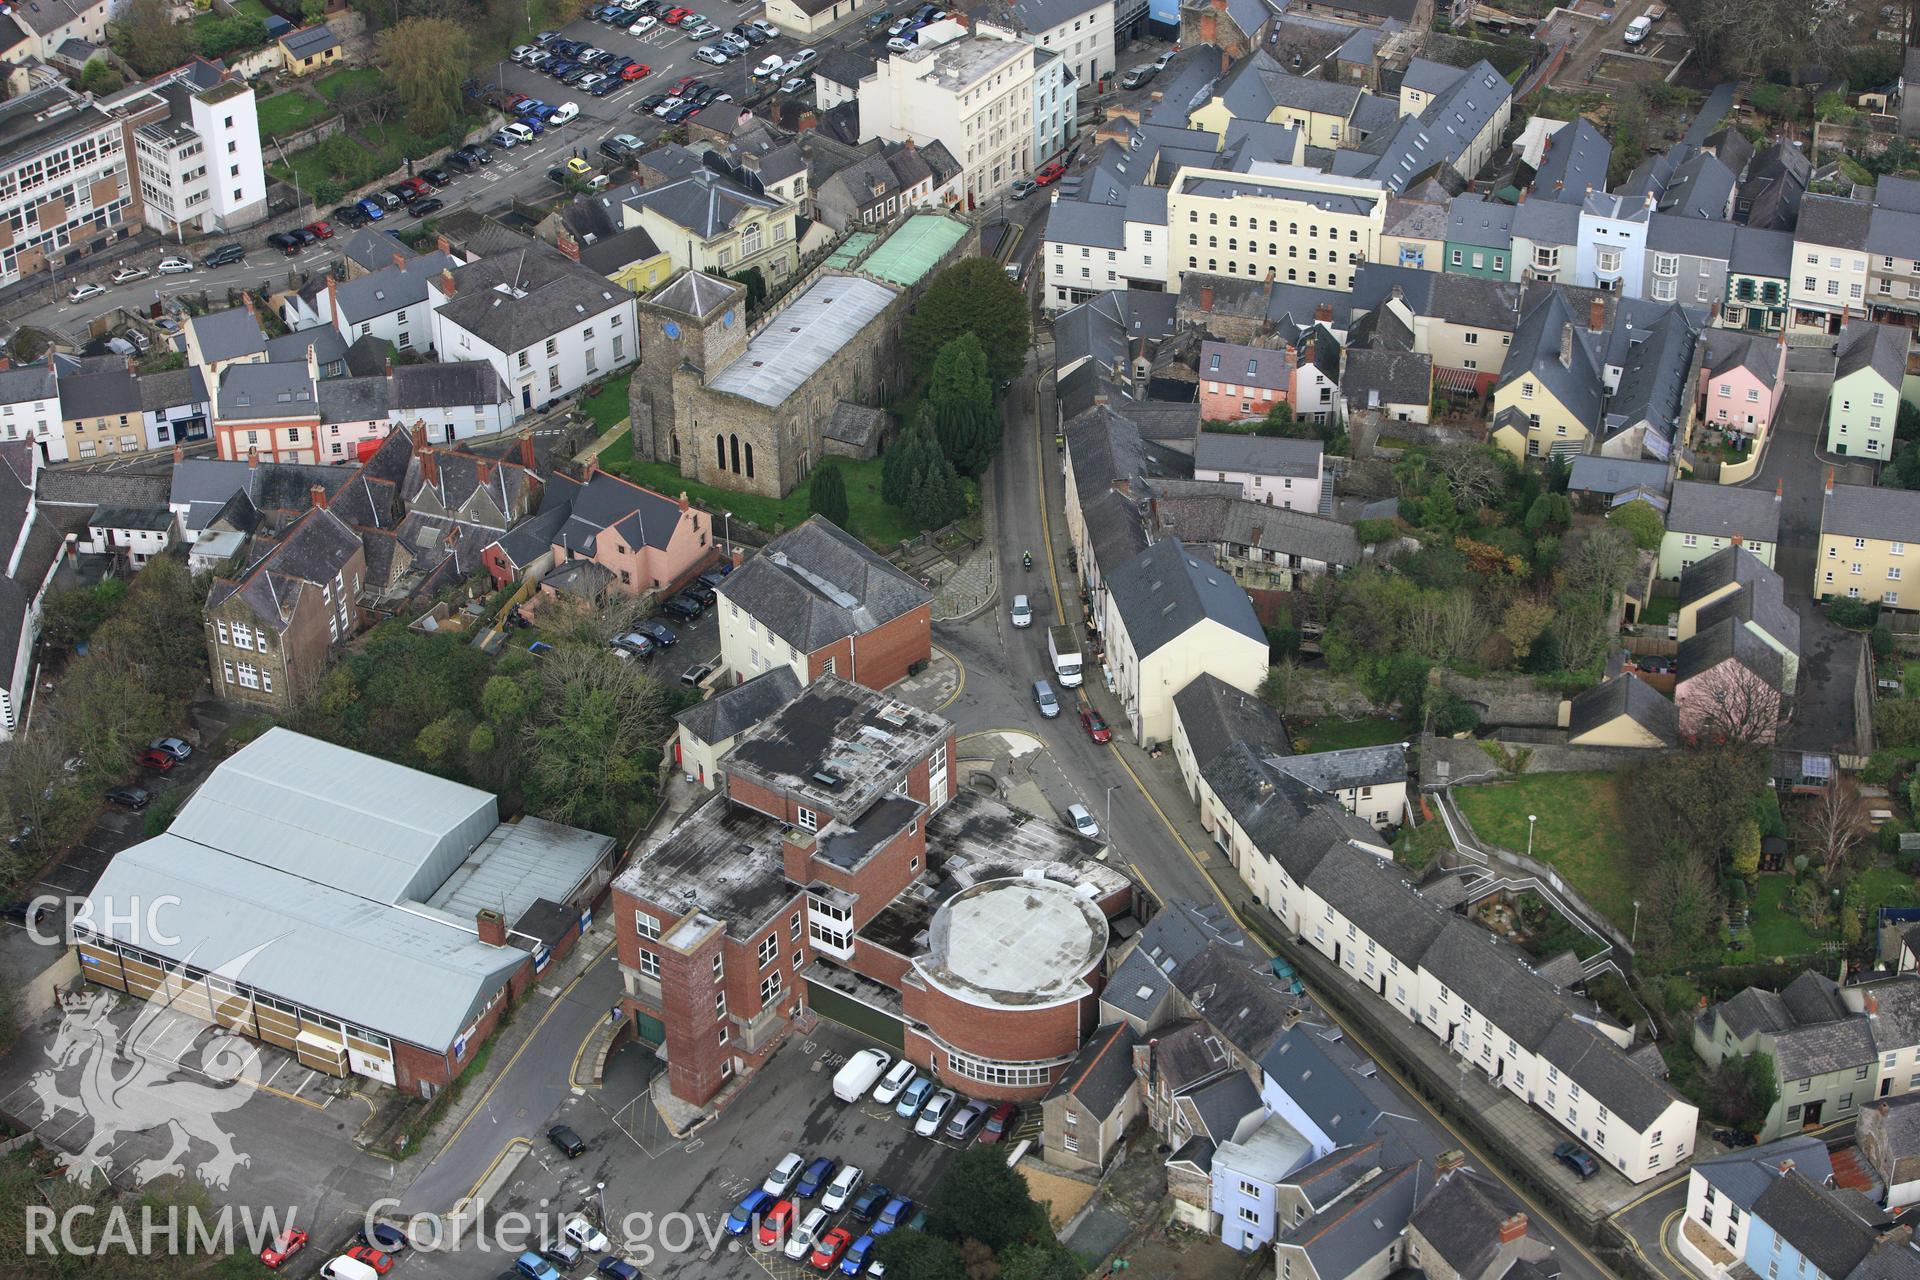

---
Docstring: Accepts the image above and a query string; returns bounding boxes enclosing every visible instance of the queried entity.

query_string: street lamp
[1104,782,1119,844]
[596,1181,606,1228]
[1631,900,1641,945]
[1526,814,1537,860]
[722,510,732,558]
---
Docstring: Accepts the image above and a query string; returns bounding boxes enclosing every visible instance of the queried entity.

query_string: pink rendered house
[483,460,717,596]
[1696,329,1788,441]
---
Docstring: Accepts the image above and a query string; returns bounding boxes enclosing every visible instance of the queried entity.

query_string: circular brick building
[902,876,1109,1100]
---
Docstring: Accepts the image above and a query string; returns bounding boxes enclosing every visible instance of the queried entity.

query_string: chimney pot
[476,908,507,946]
[1497,1214,1528,1245]
[310,483,327,510]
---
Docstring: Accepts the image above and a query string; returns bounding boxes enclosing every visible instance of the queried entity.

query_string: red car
[809,1227,853,1271]
[979,1101,1020,1144]
[504,92,531,109]
[621,61,651,80]
[662,6,691,21]
[137,748,176,770]
[259,1228,308,1267]
[1035,160,1067,185]
[345,1245,393,1274]
[400,177,432,198]
[305,220,332,239]
[669,74,697,94]
[1079,706,1111,743]
[756,1199,796,1248]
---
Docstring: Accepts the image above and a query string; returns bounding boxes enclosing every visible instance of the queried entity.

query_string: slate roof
[1495,290,1603,429]
[1730,225,1794,278]
[1409,1169,1528,1280]
[1678,615,1786,689]
[1185,1070,1264,1143]
[1304,843,1447,967]
[264,327,348,370]
[677,667,802,746]
[1172,672,1294,774]
[1046,1020,1141,1115]
[1172,940,1305,1061]
[391,360,510,410]
[1648,211,1738,261]
[1863,976,1920,1055]
[1371,60,1508,194]
[1445,193,1516,249]
[1606,305,1699,446]
[1693,1134,1835,1209]
[630,167,784,237]
[317,374,388,424]
[1193,433,1321,479]
[0,364,56,404]
[1798,194,1874,249]
[716,517,931,654]
[1836,319,1907,388]
[1532,116,1609,202]
[188,307,267,363]
[1770,1015,1877,1082]
[1342,348,1431,408]
[57,363,139,418]
[1276,1160,1420,1276]
[1105,537,1265,659]
[554,470,686,556]
[137,366,209,412]
[332,252,455,324]
[646,269,740,319]
[1566,674,1678,745]
[1658,151,1736,220]
[1750,1171,1880,1279]
[436,244,634,354]
[205,506,361,631]
[1568,456,1669,497]
[216,361,315,421]
[1682,547,1799,651]
[1668,479,1782,543]
[1273,744,1407,794]
[1700,329,1783,388]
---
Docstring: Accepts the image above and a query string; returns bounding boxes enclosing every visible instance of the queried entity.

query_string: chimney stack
[420,447,438,486]
[1731,533,1743,546]
[476,909,507,947]
[411,420,427,450]
[444,523,459,549]
[1867,993,1881,1014]
[326,274,339,323]
[440,266,457,297]
[1315,301,1333,323]
[1559,322,1574,368]
[519,430,536,470]
[678,490,691,514]
[1436,1150,1467,1175]
[247,445,259,469]
[476,458,495,487]
[732,546,744,569]
[1589,296,1606,333]
[1201,283,1214,312]
[172,444,184,465]
[310,483,327,510]
[1824,467,1834,498]
[1497,1215,1529,1245]
[1777,478,1785,502]
[436,234,454,256]
[392,251,407,272]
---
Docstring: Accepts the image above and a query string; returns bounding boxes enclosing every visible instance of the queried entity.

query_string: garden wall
[1419,732,1670,789]
[1436,670,1563,727]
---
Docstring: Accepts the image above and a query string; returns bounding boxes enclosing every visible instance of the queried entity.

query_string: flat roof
[426,815,614,924]
[859,214,968,287]
[826,231,878,268]
[707,274,897,407]
[915,875,1108,1010]
[725,675,950,819]
[614,795,801,940]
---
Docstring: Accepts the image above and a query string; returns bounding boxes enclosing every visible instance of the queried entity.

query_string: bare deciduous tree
[1432,445,1506,512]
[1802,783,1870,886]
[1680,659,1783,747]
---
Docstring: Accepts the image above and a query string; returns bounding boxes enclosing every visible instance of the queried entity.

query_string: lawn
[1746,875,1826,957]
[266,144,336,194]
[256,91,332,139]
[316,67,386,103]
[1451,772,1637,930]
[232,0,273,17]
[596,433,955,550]
[580,375,633,433]
[1856,864,1919,910]
[1291,715,1410,752]
[1639,596,1675,627]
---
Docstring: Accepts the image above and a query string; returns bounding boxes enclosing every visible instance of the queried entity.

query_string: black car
[635,620,678,647]
[358,1223,408,1253]
[742,23,769,41]
[444,152,476,174]
[691,85,718,105]
[683,582,717,605]
[661,595,703,620]
[288,226,318,246]
[421,166,452,187]
[548,1124,587,1157]
[1552,1141,1598,1180]
[105,786,150,811]
[332,204,369,227]
[638,92,669,112]
[201,242,246,267]
[548,167,572,186]
[409,197,445,217]
[600,137,633,162]
[861,7,894,30]
[665,100,700,122]
[265,231,301,255]
[467,143,496,164]
[589,78,618,97]
[696,566,730,589]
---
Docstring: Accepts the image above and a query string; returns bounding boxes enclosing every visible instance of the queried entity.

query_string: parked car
[861,7,894,30]
[763,1152,805,1196]
[540,1243,582,1272]
[795,1156,837,1199]
[849,1184,889,1221]
[810,1228,853,1272]
[1066,803,1100,841]
[1553,1141,1598,1179]
[595,1261,639,1280]
[781,48,818,74]
[946,1099,991,1142]
[694,45,729,65]
[620,61,651,80]
[577,72,609,92]
[632,620,677,647]
[753,53,784,77]
[137,749,175,771]
[914,1089,956,1137]
[354,1224,406,1255]
[105,786,150,811]
[513,1254,560,1280]
[156,256,194,273]
[839,1235,877,1276]
[1153,47,1176,69]
[66,281,107,303]
[260,1229,309,1267]
[661,595,702,620]
[1119,64,1156,89]
[979,1101,1020,1144]
[612,631,655,658]
[1010,177,1037,200]
[1079,706,1110,743]
[202,242,247,266]
[741,23,770,42]
[871,1196,914,1236]
[887,34,915,51]
[490,129,520,149]
[629,14,657,30]
[755,1199,796,1248]
[409,198,444,217]
[319,1259,381,1280]
[638,92,669,111]
[1035,160,1067,184]
[725,1189,774,1235]
[820,1164,863,1213]
[547,1124,587,1157]
[780,76,810,93]
[589,78,618,97]
[872,1058,915,1104]
[150,737,192,761]
[1623,12,1653,42]
[356,197,386,221]
[562,1217,609,1253]
[752,17,777,34]
[110,264,148,284]
[420,167,452,187]
[783,1208,830,1261]
[344,1246,393,1275]
[444,151,476,174]
[895,1076,933,1118]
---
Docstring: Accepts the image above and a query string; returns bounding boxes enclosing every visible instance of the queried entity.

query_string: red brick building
[715,516,933,692]
[613,676,1136,1106]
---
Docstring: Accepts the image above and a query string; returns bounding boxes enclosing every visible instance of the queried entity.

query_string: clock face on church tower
[724,309,735,327]
[664,321,682,340]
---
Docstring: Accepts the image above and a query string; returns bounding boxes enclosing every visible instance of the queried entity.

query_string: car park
[820,1163,863,1213]
[872,1196,914,1236]
[811,1228,854,1271]
[764,1151,805,1196]
[755,1199,796,1248]
[914,1089,956,1137]
[725,1188,774,1235]
[946,1099,990,1141]
[783,1208,830,1261]
[547,1124,587,1157]
[795,1156,837,1198]
[1067,803,1100,840]
[895,1076,932,1117]
[873,1057,916,1104]
[156,255,194,273]
[979,1101,1019,1144]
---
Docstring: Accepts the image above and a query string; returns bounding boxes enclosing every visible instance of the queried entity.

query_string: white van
[1623,13,1653,43]
[832,1047,892,1102]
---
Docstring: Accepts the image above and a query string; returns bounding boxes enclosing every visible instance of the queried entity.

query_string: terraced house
[1165,163,1384,293]
[1819,477,1920,610]
[626,166,799,283]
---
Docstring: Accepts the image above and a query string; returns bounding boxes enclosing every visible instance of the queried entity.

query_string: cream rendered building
[1819,479,1920,610]
[1165,163,1384,295]
[858,30,1035,206]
